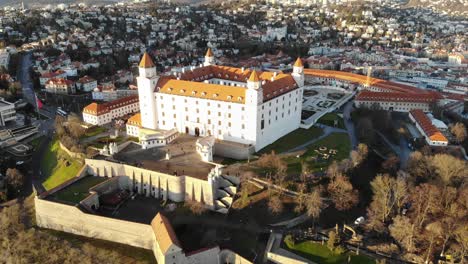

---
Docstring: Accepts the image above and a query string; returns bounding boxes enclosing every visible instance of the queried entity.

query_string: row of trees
[365,152,467,263]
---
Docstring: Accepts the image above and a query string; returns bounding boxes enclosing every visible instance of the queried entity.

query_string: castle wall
[84,159,217,205]
[35,197,154,249]
[184,176,215,209]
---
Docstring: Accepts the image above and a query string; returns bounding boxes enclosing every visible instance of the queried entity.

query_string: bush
[284,234,295,247]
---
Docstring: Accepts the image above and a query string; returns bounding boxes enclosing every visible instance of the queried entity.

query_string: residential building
[0,97,16,126]
[409,109,448,146]
[45,78,76,94]
[82,95,139,125]
[0,50,10,70]
[77,76,97,92]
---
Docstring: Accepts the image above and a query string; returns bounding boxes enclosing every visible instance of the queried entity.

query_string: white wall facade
[355,100,430,112]
[82,101,139,126]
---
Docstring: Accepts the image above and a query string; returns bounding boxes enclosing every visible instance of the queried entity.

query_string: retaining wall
[35,197,154,249]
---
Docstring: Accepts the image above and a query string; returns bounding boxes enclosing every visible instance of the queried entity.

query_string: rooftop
[410,109,448,143]
[114,135,216,180]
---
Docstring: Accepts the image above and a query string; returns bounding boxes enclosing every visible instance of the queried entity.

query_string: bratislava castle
[129,49,304,152]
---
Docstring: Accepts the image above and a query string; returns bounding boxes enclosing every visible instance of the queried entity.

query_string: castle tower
[137,53,159,130]
[246,70,263,105]
[204,48,215,66]
[292,57,304,87]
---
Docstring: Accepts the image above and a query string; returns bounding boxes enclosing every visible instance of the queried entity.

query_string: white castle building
[127,49,305,153]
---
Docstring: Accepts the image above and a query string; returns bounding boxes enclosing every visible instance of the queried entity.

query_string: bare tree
[67,114,86,139]
[382,155,400,173]
[367,174,408,231]
[5,168,24,189]
[450,122,467,143]
[453,226,468,264]
[306,188,325,221]
[430,154,468,186]
[424,221,443,263]
[327,174,359,211]
[406,151,433,184]
[389,215,416,253]
[268,195,284,215]
[294,183,306,213]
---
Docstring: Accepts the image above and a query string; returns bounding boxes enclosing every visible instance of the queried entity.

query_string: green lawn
[50,176,108,204]
[42,138,83,190]
[259,126,324,154]
[284,239,375,264]
[82,126,107,138]
[317,113,345,129]
[283,133,351,175]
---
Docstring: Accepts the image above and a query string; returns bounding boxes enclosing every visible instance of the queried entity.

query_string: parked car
[354,216,365,225]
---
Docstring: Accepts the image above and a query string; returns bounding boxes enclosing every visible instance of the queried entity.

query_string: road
[18,52,53,195]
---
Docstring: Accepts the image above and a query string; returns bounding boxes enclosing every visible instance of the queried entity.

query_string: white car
[354,216,365,225]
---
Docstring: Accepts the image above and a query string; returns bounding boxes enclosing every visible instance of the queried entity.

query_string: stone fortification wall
[84,159,217,207]
[35,197,154,249]
[214,141,254,160]
[185,176,215,209]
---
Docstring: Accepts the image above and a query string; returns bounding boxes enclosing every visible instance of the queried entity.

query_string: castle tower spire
[204,48,215,66]
[292,57,304,87]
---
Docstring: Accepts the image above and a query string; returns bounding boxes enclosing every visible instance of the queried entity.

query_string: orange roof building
[82,95,140,126]
[409,109,448,146]
[151,213,182,255]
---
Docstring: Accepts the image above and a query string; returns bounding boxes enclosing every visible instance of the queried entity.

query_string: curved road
[18,52,53,195]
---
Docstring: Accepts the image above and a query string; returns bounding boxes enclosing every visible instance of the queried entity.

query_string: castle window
[213,93,219,98]
[180,89,185,93]
[237,96,243,101]
[191,91,196,95]
[201,92,206,96]
[227,95,232,100]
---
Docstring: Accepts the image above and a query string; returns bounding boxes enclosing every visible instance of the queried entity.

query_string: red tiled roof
[410,109,448,143]
[355,90,439,103]
[83,95,139,116]
[78,75,96,84]
[151,213,182,254]
[45,78,74,86]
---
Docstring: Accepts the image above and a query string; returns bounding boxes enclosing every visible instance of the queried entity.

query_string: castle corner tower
[292,57,304,87]
[204,48,215,66]
[137,52,158,130]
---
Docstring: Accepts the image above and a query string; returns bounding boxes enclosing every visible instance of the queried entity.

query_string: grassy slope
[317,113,345,129]
[51,176,107,204]
[42,138,82,190]
[284,132,351,175]
[259,126,324,154]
